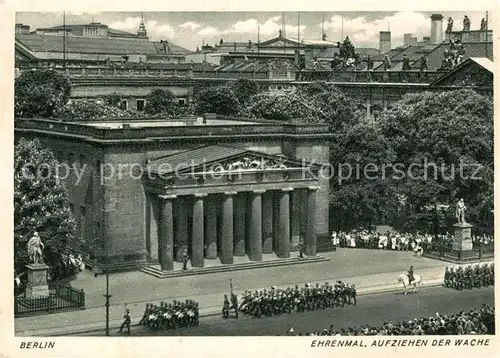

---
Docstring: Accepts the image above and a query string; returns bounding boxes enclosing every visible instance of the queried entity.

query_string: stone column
[205,196,218,259]
[221,192,236,264]
[174,199,188,262]
[290,190,301,250]
[234,193,246,256]
[145,192,152,261]
[249,190,264,261]
[192,194,206,267]
[277,188,292,258]
[158,194,176,271]
[262,191,274,254]
[305,187,319,256]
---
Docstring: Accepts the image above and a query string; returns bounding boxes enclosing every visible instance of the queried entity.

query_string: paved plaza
[77,286,495,336]
[15,249,458,335]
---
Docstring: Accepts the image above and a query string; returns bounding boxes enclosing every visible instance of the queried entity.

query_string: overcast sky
[16,11,490,51]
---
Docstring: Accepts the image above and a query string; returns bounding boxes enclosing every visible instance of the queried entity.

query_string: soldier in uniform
[182,249,189,270]
[222,294,230,319]
[408,265,415,285]
[118,307,131,335]
[139,303,152,326]
[229,292,239,319]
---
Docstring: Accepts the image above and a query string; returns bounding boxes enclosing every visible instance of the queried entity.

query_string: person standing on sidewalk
[118,306,131,335]
[298,239,304,258]
[182,248,189,270]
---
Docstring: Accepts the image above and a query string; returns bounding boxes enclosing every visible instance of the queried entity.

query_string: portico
[143,145,320,270]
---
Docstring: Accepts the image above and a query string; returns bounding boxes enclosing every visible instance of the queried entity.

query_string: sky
[16,11,491,51]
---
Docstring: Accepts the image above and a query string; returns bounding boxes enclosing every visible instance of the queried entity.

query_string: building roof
[148,145,248,174]
[430,57,494,86]
[45,24,140,38]
[469,57,494,73]
[15,33,190,56]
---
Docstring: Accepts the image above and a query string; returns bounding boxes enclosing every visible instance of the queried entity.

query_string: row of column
[154,187,318,271]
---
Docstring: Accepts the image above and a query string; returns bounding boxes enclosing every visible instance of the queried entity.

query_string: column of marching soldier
[223,281,357,319]
[135,280,357,331]
[138,299,200,330]
[444,263,494,291]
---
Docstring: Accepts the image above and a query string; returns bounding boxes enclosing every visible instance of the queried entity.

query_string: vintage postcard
[0,0,498,357]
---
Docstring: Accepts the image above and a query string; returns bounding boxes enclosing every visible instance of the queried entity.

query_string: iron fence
[14,284,85,317]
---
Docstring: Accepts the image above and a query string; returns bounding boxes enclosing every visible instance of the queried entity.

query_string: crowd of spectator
[333,230,494,255]
[138,299,199,331]
[286,305,495,336]
[238,281,356,318]
[444,263,495,290]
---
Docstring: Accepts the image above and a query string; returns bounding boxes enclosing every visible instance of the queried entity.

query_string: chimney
[430,14,444,44]
[15,23,30,34]
[379,31,391,54]
[404,34,412,46]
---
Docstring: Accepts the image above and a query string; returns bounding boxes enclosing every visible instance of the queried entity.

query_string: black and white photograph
[0,2,497,357]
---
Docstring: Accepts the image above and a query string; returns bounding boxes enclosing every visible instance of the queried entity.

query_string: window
[79,155,85,167]
[69,203,74,214]
[178,98,186,106]
[120,100,128,110]
[68,153,75,166]
[136,100,145,111]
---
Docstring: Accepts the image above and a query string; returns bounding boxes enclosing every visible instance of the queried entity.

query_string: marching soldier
[118,306,131,335]
[138,303,151,326]
[222,294,230,319]
[230,292,239,319]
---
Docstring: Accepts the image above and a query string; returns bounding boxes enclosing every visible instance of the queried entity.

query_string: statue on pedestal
[455,198,466,224]
[27,232,45,264]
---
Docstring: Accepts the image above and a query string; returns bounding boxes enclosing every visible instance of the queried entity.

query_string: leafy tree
[229,79,260,106]
[301,82,362,131]
[195,86,240,115]
[15,69,71,118]
[330,120,398,231]
[144,89,178,115]
[103,92,122,108]
[14,138,77,274]
[378,89,493,233]
[243,92,326,122]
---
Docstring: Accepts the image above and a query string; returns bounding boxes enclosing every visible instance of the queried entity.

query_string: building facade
[15,116,333,272]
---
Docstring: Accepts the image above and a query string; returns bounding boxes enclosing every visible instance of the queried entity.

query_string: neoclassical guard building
[15,116,332,272]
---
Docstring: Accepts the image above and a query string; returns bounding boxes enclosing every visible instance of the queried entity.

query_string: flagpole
[63,11,66,70]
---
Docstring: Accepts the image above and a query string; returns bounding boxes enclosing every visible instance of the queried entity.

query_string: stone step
[141,256,330,279]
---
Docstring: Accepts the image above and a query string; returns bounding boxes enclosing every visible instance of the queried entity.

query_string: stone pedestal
[453,223,473,251]
[26,263,50,298]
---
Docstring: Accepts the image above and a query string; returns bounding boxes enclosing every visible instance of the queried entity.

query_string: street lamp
[91,238,112,337]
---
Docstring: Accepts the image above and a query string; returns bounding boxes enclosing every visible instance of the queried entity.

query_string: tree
[300,82,362,131]
[330,120,398,231]
[54,99,133,121]
[14,138,77,275]
[378,89,493,233]
[103,92,122,108]
[144,89,178,115]
[195,86,240,115]
[15,69,71,118]
[242,92,326,122]
[229,79,260,106]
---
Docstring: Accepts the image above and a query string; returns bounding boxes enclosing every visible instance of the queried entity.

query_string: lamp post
[91,238,112,336]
